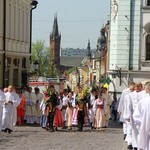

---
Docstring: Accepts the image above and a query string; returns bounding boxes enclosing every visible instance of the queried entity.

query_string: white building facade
[108,0,150,93]
[0,0,33,87]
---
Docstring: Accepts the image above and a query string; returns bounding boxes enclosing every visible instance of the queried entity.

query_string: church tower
[87,39,92,59]
[50,14,61,77]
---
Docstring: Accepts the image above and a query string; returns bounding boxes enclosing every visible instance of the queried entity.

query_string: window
[146,34,150,60]
[147,0,150,6]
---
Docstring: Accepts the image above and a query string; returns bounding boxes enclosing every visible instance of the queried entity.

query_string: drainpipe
[29,1,38,57]
[128,0,133,83]
[3,0,6,88]
[138,0,142,70]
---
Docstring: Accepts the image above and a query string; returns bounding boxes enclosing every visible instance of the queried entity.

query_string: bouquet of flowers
[76,86,89,104]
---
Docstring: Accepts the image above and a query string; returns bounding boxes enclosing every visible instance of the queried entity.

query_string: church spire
[52,14,59,37]
[87,39,91,59]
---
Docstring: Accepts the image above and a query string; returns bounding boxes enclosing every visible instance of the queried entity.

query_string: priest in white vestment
[117,82,135,142]
[24,87,36,124]
[123,83,144,149]
[133,94,150,150]
[102,87,112,127]
[0,89,6,131]
[2,85,21,132]
[34,87,43,124]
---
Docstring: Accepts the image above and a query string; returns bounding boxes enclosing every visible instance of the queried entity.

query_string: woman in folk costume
[45,86,58,132]
[53,94,64,131]
[66,91,74,130]
[17,90,26,126]
[93,93,107,131]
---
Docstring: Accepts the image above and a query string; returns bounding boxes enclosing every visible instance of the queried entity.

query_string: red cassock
[17,97,26,125]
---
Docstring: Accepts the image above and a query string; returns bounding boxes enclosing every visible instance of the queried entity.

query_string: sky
[32,0,110,49]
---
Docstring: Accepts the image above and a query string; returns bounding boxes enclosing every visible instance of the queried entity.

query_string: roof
[92,51,104,59]
[60,57,84,67]
[51,15,59,37]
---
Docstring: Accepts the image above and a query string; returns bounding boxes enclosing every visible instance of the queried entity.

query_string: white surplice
[133,95,150,150]
[118,88,131,122]
[117,88,131,136]
[62,95,68,121]
[88,94,96,123]
[24,92,36,124]
[123,91,140,148]
[34,93,43,123]
[0,90,6,130]
[102,93,112,127]
[2,92,20,130]
[123,92,134,146]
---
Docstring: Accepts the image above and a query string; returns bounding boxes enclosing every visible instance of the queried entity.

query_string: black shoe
[49,128,54,132]
[127,145,133,149]
[8,129,12,134]
[1,129,7,132]
[133,148,137,150]
[55,127,58,131]
[124,134,127,140]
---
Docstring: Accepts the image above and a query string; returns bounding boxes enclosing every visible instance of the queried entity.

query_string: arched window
[146,34,150,60]
[147,0,150,6]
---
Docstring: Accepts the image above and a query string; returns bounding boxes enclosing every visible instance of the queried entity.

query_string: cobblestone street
[0,121,128,150]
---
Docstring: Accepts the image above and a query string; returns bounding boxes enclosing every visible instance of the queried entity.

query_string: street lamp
[111,67,122,86]
[28,60,39,82]
[33,60,39,73]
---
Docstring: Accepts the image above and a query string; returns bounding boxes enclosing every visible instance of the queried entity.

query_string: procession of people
[1,82,150,150]
[118,81,150,150]
[0,84,114,134]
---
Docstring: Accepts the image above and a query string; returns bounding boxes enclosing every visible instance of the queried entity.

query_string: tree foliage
[31,40,52,77]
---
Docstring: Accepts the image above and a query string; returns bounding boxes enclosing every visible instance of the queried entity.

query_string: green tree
[31,40,51,77]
